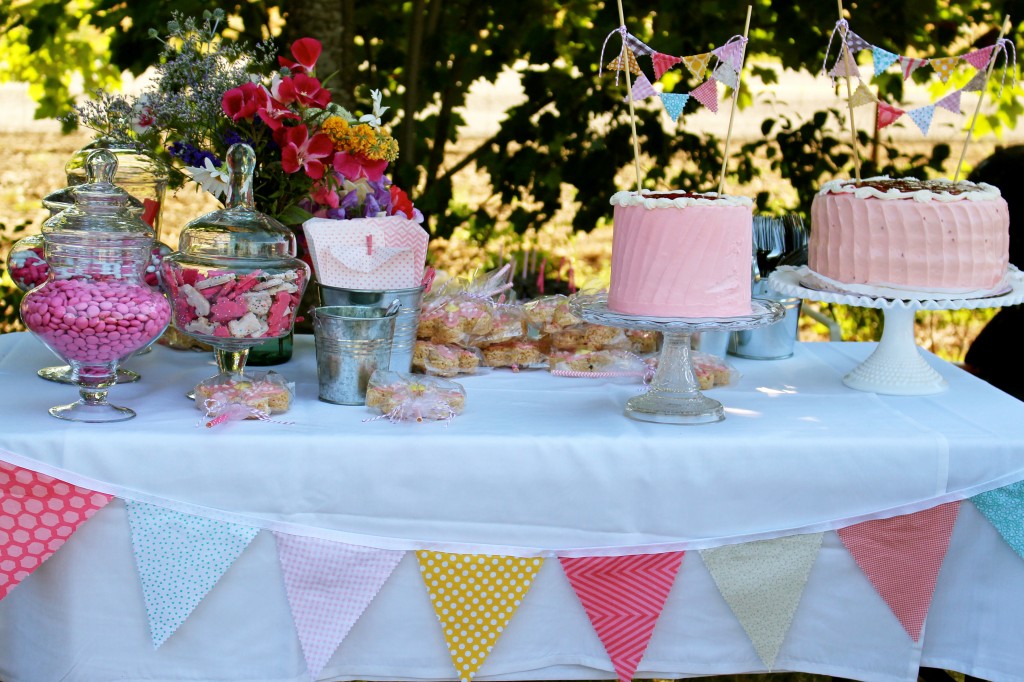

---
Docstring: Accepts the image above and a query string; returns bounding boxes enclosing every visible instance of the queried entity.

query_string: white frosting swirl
[610,189,754,208]
[818,176,1003,203]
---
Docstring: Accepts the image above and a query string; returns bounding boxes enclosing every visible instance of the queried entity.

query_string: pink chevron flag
[0,461,112,600]
[274,533,405,680]
[560,552,685,682]
[652,52,683,80]
[691,78,719,113]
[963,46,996,70]
[838,501,960,641]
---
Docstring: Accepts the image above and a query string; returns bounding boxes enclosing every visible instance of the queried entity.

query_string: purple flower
[167,141,220,168]
[363,193,380,217]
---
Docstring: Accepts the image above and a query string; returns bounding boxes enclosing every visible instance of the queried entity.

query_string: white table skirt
[0,332,1022,682]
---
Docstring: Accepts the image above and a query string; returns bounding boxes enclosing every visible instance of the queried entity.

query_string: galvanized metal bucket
[318,284,423,373]
[729,281,802,360]
[312,305,398,405]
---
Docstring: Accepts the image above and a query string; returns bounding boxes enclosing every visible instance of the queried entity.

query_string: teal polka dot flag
[126,501,259,648]
[971,481,1024,562]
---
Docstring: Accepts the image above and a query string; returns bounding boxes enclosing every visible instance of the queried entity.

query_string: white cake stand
[769,265,1024,396]
[572,296,784,424]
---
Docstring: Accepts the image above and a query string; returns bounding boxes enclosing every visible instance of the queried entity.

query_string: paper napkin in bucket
[303,216,428,290]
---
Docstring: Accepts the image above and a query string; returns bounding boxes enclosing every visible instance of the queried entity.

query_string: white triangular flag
[713,62,739,90]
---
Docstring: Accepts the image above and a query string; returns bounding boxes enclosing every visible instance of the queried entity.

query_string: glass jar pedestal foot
[38,365,140,384]
[572,297,784,425]
[50,374,136,423]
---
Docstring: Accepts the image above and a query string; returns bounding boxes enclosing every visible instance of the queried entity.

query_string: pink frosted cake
[810,177,1010,294]
[608,190,754,317]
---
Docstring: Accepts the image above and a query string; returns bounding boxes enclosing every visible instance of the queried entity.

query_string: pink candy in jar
[21,279,170,364]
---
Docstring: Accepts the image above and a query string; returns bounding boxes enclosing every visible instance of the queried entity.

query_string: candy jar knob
[85,149,119,185]
[225,143,256,210]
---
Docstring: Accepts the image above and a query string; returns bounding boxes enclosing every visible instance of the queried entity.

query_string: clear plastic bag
[480,339,547,369]
[412,340,483,378]
[366,371,467,422]
[194,370,295,426]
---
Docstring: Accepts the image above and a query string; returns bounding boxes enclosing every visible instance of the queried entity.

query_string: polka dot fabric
[416,551,543,682]
[0,461,111,600]
[302,216,428,290]
[972,481,1024,561]
[126,500,258,648]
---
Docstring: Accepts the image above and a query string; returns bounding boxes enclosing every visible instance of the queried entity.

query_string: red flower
[311,181,340,208]
[274,74,331,109]
[278,38,322,75]
[221,82,270,122]
[256,97,301,131]
[390,185,415,219]
[333,151,388,183]
[277,126,334,179]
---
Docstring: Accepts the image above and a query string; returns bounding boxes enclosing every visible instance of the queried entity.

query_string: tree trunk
[280,0,355,109]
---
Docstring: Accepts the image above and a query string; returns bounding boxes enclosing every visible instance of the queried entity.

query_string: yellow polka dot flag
[929,56,960,83]
[417,551,544,681]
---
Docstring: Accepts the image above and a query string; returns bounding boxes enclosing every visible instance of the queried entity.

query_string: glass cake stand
[769,265,1024,396]
[572,296,784,424]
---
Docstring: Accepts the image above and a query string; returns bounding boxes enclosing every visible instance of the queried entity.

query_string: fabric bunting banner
[971,481,1024,561]
[872,46,900,75]
[274,533,405,680]
[623,32,654,57]
[829,47,861,78]
[659,92,689,122]
[607,49,642,77]
[713,62,739,90]
[713,39,747,72]
[417,551,543,682]
[844,30,872,53]
[682,52,713,79]
[936,90,962,113]
[964,45,996,70]
[964,70,988,92]
[838,502,959,641]
[652,52,683,80]
[927,56,960,83]
[899,56,929,80]
[126,500,259,648]
[624,72,657,102]
[0,461,111,600]
[907,105,935,135]
[691,78,719,113]
[701,534,823,669]
[849,81,878,108]
[560,552,685,682]
[877,101,905,130]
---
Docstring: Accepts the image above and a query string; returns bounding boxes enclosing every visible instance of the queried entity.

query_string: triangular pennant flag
[651,52,683,80]
[876,101,905,130]
[964,70,988,92]
[623,72,657,103]
[560,552,685,682]
[417,551,543,682]
[972,481,1024,562]
[659,92,690,122]
[844,31,871,53]
[930,56,960,83]
[606,49,642,77]
[838,502,960,641]
[274,533,405,680]
[682,52,713,79]
[713,62,739,90]
[126,501,259,648]
[906,105,935,135]
[963,45,996,70]
[872,46,900,75]
[701,533,822,669]
[713,40,747,72]
[899,56,929,80]
[691,78,719,113]
[0,461,112,600]
[623,32,654,57]
[849,81,877,108]
[829,46,861,78]
[936,89,962,113]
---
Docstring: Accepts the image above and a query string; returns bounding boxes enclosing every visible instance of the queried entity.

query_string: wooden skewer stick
[954,15,1011,182]
[615,0,644,193]
[837,0,862,183]
[717,5,753,196]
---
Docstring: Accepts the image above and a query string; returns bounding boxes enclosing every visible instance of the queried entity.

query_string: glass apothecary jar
[19,150,172,422]
[161,144,310,380]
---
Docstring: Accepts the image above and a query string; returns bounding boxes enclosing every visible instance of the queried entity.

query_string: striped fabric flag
[899,56,929,80]
[838,502,960,641]
[560,552,685,682]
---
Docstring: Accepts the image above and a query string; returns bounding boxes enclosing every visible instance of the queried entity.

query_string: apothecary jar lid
[176,144,297,260]
[42,150,154,245]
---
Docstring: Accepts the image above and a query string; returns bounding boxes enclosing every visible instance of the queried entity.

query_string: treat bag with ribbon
[302,215,428,290]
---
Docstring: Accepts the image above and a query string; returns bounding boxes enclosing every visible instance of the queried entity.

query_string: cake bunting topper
[600,4,752,195]
[825,1,1015,182]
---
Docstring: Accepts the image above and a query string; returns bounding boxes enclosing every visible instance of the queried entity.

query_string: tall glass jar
[20,150,171,422]
[162,144,309,380]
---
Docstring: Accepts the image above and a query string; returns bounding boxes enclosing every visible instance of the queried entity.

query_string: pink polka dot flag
[560,552,684,682]
[838,501,960,641]
[273,532,405,681]
[0,460,112,600]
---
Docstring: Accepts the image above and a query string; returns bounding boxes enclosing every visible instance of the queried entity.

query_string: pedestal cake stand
[572,296,784,424]
[769,265,1024,396]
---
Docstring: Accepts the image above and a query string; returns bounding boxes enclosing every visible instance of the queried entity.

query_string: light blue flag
[659,92,690,123]
[906,105,935,135]
[972,480,1024,562]
[126,500,259,647]
[872,46,899,76]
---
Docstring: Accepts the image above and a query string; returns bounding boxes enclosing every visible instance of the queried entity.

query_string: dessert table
[0,331,1023,682]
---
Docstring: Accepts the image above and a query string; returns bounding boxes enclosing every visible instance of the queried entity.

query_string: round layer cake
[809,177,1010,294]
[608,190,754,318]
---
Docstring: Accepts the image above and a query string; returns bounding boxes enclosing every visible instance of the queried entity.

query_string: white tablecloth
[0,332,1022,682]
